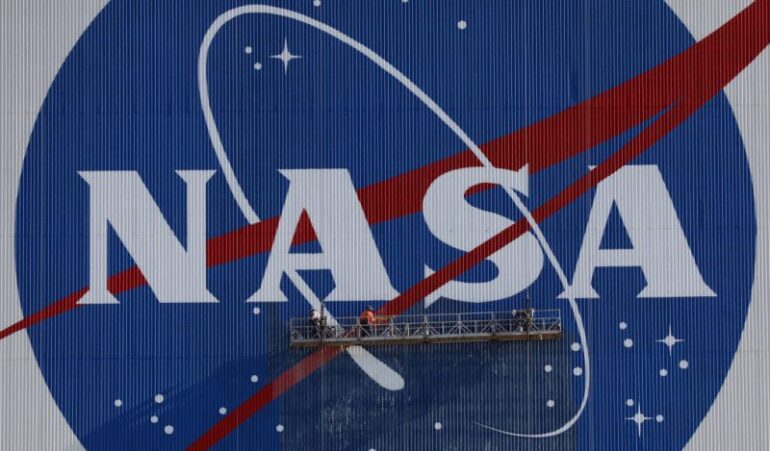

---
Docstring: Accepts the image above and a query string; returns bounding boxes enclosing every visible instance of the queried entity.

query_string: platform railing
[289,309,562,347]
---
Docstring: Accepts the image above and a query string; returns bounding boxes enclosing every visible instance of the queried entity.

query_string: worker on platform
[310,309,323,337]
[525,307,535,332]
[360,305,376,336]
[513,308,527,332]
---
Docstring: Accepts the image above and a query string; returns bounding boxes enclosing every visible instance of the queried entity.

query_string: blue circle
[15,1,755,450]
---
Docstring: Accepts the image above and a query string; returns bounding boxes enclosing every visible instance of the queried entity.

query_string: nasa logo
[7,1,769,450]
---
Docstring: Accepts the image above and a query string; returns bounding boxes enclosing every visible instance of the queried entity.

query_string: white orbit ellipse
[198,4,589,439]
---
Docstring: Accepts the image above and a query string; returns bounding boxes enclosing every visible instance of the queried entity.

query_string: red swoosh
[4,0,761,341]
[2,0,768,446]
[187,1,770,449]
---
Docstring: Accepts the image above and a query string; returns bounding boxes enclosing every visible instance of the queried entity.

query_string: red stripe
[188,2,770,448]
[1,0,765,342]
[0,2,766,445]
[4,0,765,343]
[0,266,147,341]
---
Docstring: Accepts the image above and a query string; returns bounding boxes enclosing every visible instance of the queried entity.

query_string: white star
[270,39,302,74]
[626,405,653,437]
[656,324,685,356]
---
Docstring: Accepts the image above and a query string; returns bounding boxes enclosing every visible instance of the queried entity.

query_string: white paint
[626,405,653,437]
[560,165,716,300]
[219,407,227,415]
[253,62,262,70]
[656,415,664,423]
[249,170,399,303]
[276,424,284,432]
[626,399,635,407]
[164,425,174,435]
[573,367,583,377]
[434,422,443,430]
[571,342,581,352]
[619,321,628,330]
[250,375,259,383]
[624,339,634,349]
[657,325,685,356]
[547,400,556,408]
[422,167,542,306]
[457,20,467,30]
[113,399,123,408]
[77,170,218,304]
[199,20,260,223]
[679,360,689,370]
[660,369,669,377]
[150,416,159,424]
[154,394,164,404]
[270,38,302,74]
[252,307,261,315]
[544,364,553,373]
[245,46,252,54]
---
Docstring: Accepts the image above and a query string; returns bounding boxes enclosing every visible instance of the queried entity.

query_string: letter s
[422,167,543,307]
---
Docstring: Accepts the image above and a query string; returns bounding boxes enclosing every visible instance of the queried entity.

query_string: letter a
[249,169,398,303]
[561,165,715,299]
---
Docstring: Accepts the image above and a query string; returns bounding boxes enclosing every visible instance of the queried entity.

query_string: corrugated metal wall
[1,1,769,450]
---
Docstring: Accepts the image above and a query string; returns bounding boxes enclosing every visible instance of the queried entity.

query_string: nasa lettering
[77,165,713,306]
[9,1,766,450]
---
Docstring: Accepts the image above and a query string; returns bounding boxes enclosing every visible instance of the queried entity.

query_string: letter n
[78,170,217,304]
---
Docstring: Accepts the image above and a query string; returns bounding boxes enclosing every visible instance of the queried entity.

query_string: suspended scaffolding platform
[290,310,562,348]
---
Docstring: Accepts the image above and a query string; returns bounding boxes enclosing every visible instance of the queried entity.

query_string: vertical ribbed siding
[1,1,770,450]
